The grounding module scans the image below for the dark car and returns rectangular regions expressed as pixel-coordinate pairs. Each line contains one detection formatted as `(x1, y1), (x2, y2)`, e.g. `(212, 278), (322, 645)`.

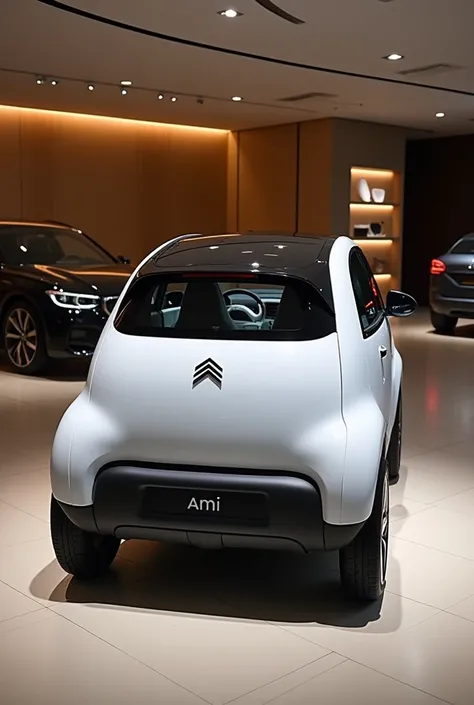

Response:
(430, 233), (474, 333)
(0, 221), (133, 374)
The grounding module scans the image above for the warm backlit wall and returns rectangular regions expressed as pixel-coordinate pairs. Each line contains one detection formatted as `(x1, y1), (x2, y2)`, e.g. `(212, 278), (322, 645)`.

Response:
(0, 106), (229, 263)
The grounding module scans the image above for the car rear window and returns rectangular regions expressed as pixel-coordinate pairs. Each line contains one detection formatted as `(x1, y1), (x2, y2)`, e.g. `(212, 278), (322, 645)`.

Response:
(450, 237), (474, 254)
(114, 273), (335, 341)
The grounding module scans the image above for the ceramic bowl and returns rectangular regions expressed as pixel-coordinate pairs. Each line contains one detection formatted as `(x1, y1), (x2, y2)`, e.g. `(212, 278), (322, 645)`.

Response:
(372, 188), (386, 203)
(358, 179), (372, 203)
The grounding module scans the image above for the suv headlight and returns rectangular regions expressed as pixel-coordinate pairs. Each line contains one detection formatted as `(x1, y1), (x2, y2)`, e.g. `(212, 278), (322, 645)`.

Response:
(46, 291), (100, 310)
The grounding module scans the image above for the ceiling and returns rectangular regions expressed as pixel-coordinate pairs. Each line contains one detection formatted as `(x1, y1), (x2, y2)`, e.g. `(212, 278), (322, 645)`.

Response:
(1, 0), (474, 134)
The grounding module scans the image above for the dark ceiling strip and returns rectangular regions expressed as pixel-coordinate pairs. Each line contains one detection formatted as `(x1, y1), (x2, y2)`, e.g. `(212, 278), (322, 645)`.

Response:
(253, 0), (305, 24)
(37, 0), (474, 99)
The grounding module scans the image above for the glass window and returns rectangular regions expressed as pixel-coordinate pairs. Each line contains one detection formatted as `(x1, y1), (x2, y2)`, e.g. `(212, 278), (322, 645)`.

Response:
(350, 250), (385, 333)
(0, 226), (115, 266)
(115, 273), (336, 341)
(450, 237), (474, 255)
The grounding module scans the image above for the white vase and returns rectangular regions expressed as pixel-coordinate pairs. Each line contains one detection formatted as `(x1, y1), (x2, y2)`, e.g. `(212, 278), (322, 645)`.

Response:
(358, 179), (372, 203)
(372, 188), (386, 203)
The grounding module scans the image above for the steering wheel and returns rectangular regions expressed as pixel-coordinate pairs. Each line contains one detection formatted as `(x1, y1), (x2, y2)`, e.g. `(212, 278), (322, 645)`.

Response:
(223, 289), (265, 324)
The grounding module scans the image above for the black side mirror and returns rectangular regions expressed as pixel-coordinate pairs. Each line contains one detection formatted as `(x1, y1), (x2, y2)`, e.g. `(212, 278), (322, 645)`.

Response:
(386, 290), (417, 317)
(117, 255), (131, 265)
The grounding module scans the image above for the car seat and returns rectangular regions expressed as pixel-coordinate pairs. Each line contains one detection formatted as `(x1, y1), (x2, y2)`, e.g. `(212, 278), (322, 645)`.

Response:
(175, 280), (236, 331)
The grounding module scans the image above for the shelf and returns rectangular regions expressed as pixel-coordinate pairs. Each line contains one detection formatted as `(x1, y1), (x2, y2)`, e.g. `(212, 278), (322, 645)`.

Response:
(353, 237), (395, 243)
(350, 202), (399, 207)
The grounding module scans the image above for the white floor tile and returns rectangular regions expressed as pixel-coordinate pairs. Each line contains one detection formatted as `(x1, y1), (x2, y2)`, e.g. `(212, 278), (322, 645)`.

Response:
(0, 611), (204, 705)
(0, 470), (51, 521)
(261, 659), (448, 705)
(0, 500), (49, 547)
(447, 594), (474, 623)
(435, 488), (474, 517)
(391, 506), (474, 560)
(0, 580), (43, 624)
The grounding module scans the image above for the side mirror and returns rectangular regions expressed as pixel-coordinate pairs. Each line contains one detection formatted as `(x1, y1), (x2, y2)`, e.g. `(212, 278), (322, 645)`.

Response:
(117, 255), (131, 265)
(386, 290), (417, 317)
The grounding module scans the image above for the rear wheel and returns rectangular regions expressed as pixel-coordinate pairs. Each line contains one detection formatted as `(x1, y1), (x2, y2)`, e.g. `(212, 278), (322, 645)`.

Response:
(50, 495), (120, 580)
(387, 393), (402, 484)
(430, 308), (457, 334)
(2, 301), (48, 374)
(339, 461), (389, 601)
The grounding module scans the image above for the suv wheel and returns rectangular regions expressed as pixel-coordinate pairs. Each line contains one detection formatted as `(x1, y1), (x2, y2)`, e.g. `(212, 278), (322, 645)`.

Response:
(50, 495), (120, 580)
(387, 393), (402, 485)
(339, 461), (389, 601)
(430, 308), (458, 334)
(3, 302), (48, 375)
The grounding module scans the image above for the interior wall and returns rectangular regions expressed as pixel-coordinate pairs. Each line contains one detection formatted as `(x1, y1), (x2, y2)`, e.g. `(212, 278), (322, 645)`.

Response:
(236, 124), (298, 233)
(0, 106), (229, 264)
(298, 119), (333, 236)
(403, 134), (474, 305)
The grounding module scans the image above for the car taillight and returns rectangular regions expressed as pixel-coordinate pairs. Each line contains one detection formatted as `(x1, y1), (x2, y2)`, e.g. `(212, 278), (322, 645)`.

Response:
(431, 259), (446, 275)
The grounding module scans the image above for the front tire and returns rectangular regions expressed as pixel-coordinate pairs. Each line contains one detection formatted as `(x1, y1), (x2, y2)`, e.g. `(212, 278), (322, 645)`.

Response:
(2, 301), (48, 375)
(339, 461), (389, 601)
(50, 495), (120, 580)
(430, 308), (457, 334)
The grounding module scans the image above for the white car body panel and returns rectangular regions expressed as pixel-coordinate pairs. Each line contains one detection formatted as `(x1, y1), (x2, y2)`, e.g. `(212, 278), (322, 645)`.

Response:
(51, 234), (403, 531)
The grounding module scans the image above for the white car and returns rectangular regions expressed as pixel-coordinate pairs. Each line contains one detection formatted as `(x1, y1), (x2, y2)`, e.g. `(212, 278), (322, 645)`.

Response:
(50, 233), (416, 600)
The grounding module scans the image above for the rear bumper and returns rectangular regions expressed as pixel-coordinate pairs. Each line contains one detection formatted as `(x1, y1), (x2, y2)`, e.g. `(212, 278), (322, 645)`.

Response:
(58, 464), (364, 553)
(430, 293), (474, 318)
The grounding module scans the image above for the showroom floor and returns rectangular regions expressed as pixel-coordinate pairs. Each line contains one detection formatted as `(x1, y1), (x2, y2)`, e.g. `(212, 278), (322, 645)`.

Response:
(1, 311), (474, 705)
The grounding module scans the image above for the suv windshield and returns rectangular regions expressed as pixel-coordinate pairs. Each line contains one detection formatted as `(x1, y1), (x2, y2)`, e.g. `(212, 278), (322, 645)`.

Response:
(0, 226), (116, 266)
(114, 273), (335, 341)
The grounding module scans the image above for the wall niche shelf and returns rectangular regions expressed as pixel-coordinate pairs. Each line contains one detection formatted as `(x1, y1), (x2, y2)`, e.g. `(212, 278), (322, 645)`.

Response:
(350, 166), (403, 296)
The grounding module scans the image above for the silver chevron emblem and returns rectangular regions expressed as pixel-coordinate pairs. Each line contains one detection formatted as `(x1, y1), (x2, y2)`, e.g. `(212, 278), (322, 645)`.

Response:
(192, 358), (223, 389)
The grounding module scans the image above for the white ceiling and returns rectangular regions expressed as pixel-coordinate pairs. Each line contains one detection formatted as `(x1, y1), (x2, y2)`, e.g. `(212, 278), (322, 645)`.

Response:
(1, 0), (474, 134)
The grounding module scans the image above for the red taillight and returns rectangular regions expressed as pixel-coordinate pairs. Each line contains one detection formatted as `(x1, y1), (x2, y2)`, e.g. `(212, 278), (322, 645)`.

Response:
(431, 259), (446, 275)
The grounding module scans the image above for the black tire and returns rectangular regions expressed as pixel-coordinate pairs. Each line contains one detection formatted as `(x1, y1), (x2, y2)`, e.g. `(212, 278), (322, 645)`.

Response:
(339, 460), (389, 601)
(430, 308), (457, 334)
(50, 495), (120, 580)
(387, 393), (402, 485)
(2, 300), (48, 375)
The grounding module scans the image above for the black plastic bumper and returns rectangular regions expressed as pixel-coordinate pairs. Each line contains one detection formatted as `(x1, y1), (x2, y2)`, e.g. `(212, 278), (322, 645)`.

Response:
(59, 464), (364, 554)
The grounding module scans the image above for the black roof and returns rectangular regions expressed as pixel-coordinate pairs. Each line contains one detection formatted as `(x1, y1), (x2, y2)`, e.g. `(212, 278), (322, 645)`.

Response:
(137, 232), (336, 309)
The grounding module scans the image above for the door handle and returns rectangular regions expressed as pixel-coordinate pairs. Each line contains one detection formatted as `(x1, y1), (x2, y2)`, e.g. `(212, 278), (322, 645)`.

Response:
(379, 345), (388, 359)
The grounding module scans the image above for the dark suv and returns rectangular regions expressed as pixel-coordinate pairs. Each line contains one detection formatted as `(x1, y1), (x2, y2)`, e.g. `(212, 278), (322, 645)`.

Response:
(430, 233), (474, 333)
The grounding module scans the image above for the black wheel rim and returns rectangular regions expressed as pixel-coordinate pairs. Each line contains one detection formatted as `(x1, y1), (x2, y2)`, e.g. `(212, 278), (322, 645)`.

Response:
(5, 308), (38, 368)
(380, 471), (389, 585)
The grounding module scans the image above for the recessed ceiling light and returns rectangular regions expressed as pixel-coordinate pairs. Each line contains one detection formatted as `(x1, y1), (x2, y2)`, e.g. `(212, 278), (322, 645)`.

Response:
(384, 53), (404, 61)
(435, 112), (445, 118)
(157, 93), (164, 100)
(36, 77), (45, 85)
(87, 84), (95, 91)
(171, 96), (177, 102)
(218, 9), (242, 18)
(121, 88), (128, 96)
(50, 79), (59, 86)
(120, 80), (132, 86)
(231, 96), (243, 102)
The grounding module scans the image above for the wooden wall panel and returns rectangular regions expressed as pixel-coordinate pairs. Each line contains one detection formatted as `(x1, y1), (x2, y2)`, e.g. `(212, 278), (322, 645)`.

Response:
(226, 132), (238, 232)
(0, 107), (22, 218)
(237, 124), (298, 233)
(0, 106), (228, 265)
(298, 119), (333, 236)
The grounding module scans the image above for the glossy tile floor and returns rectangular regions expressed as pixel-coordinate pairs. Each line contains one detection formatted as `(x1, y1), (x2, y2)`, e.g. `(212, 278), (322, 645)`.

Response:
(1, 310), (474, 704)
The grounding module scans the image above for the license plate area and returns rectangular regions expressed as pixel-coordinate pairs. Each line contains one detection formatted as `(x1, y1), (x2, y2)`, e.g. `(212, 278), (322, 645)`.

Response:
(141, 486), (268, 526)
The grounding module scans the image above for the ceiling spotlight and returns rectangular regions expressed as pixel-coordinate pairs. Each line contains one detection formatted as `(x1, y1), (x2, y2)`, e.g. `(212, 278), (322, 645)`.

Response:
(87, 84), (95, 91)
(157, 93), (164, 100)
(232, 96), (243, 102)
(171, 96), (177, 102)
(36, 77), (45, 85)
(121, 88), (128, 96)
(435, 112), (445, 118)
(384, 53), (404, 61)
(218, 9), (242, 18)
(50, 79), (59, 86)
(120, 80), (132, 86)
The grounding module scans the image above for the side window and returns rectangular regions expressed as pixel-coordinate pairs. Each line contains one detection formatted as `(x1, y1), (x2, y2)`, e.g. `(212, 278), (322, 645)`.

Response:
(350, 249), (385, 334)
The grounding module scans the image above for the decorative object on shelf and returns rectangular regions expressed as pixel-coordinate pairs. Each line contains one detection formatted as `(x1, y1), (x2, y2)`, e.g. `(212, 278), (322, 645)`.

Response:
(371, 188), (386, 203)
(372, 257), (387, 274)
(358, 178), (372, 203)
(354, 224), (369, 238)
(368, 222), (385, 237)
